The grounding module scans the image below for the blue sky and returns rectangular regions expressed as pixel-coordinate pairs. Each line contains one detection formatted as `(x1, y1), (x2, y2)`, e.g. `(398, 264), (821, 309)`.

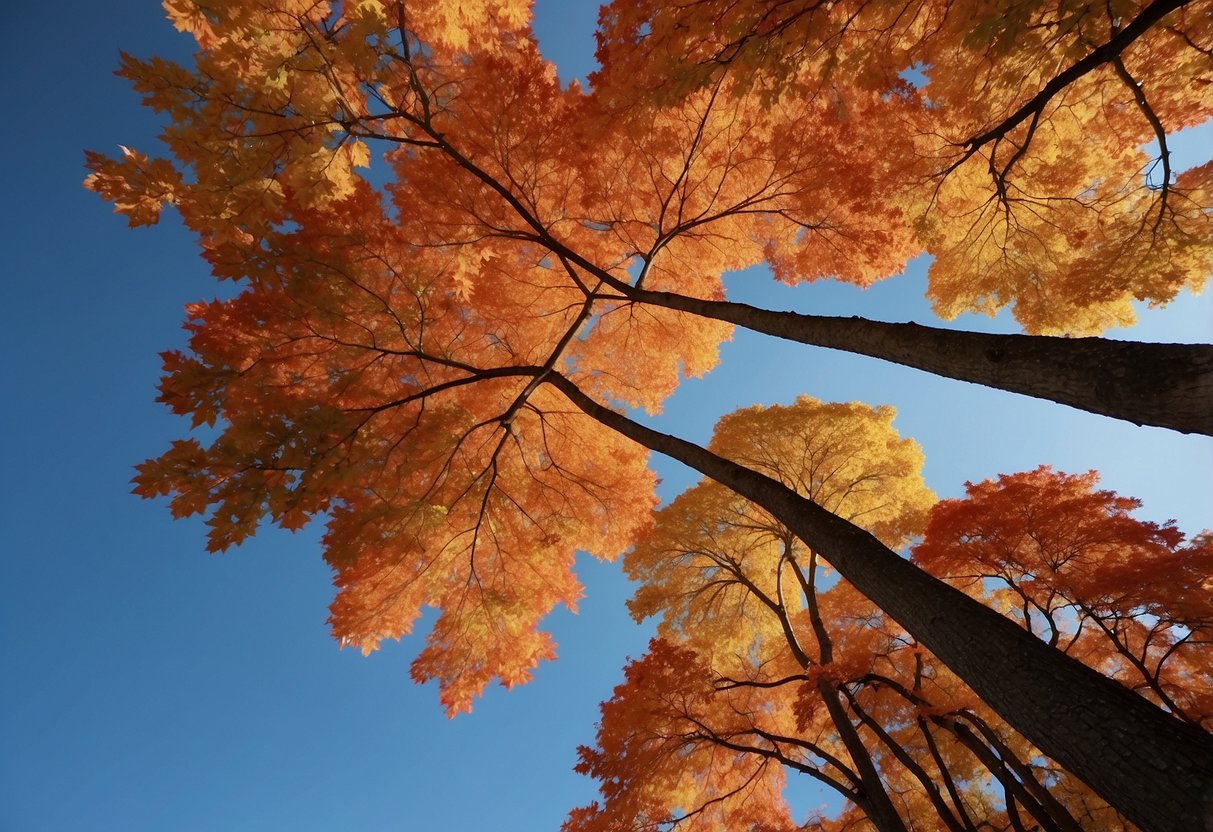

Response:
(1, 3), (1209, 831)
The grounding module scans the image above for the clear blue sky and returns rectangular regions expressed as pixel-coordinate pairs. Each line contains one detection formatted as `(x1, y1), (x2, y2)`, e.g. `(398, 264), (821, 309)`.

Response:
(1, 3), (1209, 831)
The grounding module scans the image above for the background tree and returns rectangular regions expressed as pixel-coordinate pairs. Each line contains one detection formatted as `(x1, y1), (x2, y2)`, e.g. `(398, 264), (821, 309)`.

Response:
(573, 404), (1148, 832)
(915, 466), (1213, 727)
(618, 398), (934, 832)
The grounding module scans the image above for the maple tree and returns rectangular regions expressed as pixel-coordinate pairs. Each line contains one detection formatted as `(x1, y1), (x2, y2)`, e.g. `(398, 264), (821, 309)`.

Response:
(587, 0), (1213, 435)
(573, 413), (1159, 831)
(600, 397), (936, 832)
(85, 2), (1213, 433)
(596, 0), (1213, 329)
(85, 1), (1213, 829)
(915, 466), (1213, 728)
(575, 615), (1124, 830)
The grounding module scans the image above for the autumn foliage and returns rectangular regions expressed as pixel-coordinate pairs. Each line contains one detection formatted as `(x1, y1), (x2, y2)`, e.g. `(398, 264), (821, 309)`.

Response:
(576, 450), (1211, 830)
(916, 467), (1213, 728)
(596, 0), (1213, 333)
(86, 0), (934, 712)
(86, 0), (1213, 828)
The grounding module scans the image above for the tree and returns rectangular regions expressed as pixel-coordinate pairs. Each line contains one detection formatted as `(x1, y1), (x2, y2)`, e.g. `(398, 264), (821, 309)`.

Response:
(86, 1), (1213, 828)
(574, 630), (1121, 830)
(611, 397), (935, 832)
(88, 2), (1213, 434)
(916, 466), (1213, 728)
(590, 0), (1213, 435)
(588, 0), (1213, 435)
(574, 405), (1136, 831)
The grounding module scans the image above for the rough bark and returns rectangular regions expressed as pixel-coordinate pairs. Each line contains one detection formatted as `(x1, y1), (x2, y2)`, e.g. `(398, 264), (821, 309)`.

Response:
(548, 373), (1213, 832)
(627, 288), (1213, 436)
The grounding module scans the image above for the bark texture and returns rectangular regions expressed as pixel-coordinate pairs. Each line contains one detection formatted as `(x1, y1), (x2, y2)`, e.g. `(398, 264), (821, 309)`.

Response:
(631, 289), (1213, 436)
(550, 374), (1213, 832)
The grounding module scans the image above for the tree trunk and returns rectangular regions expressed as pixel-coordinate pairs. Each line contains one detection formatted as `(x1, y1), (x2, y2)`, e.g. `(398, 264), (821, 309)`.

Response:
(628, 288), (1213, 436)
(550, 373), (1213, 832)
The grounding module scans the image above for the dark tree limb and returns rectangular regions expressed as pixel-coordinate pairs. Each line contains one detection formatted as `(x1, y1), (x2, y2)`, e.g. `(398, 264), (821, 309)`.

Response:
(621, 288), (1213, 436)
(954, 0), (1192, 167)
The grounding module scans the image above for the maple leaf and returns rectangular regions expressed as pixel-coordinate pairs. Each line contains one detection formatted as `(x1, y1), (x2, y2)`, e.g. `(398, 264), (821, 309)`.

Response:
(83, 146), (182, 227)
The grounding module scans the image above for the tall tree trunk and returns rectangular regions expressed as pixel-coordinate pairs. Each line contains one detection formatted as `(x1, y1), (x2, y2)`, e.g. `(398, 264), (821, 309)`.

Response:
(549, 373), (1213, 832)
(626, 287), (1213, 436)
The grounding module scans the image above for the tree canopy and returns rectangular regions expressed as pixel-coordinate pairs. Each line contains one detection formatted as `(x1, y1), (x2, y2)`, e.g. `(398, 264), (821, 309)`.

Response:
(576, 449), (1198, 831)
(87, 0), (1213, 829)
